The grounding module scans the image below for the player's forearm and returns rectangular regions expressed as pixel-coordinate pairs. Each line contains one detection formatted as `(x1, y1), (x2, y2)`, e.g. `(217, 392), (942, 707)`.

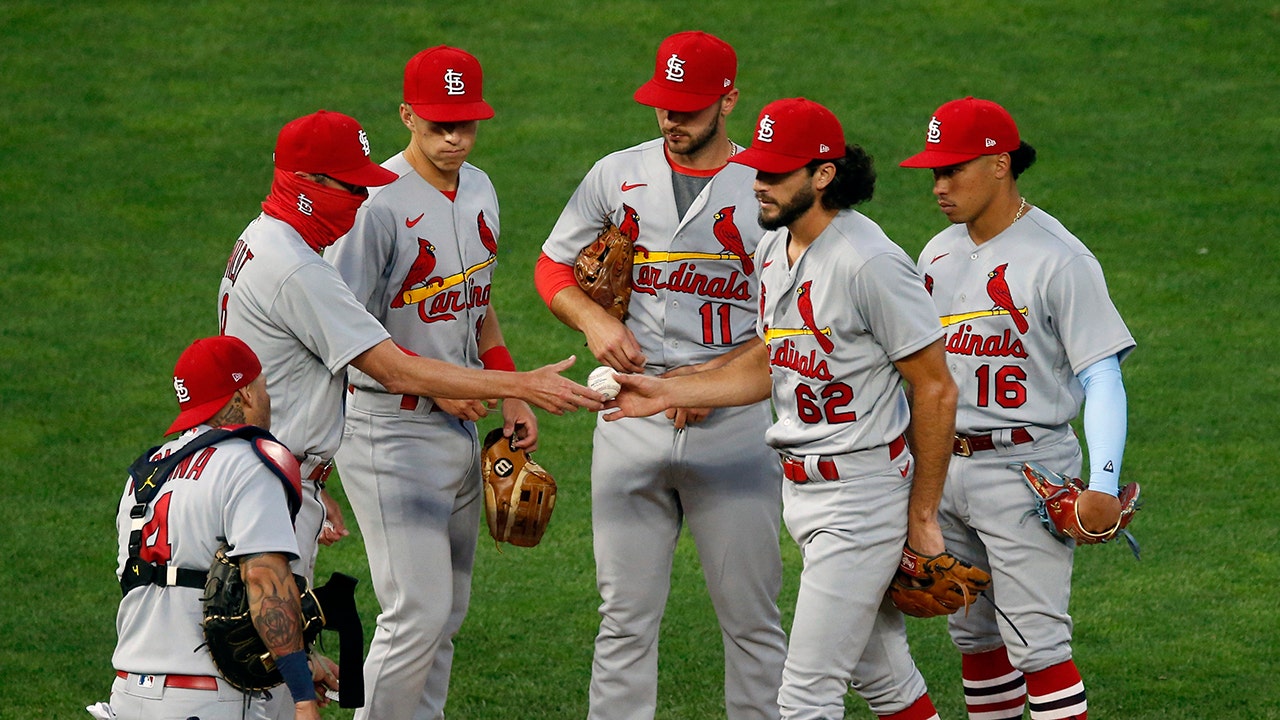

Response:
(241, 553), (306, 657)
(905, 376), (957, 523)
(548, 284), (612, 334)
(662, 341), (771, 408)
(355, 339), (522, 400)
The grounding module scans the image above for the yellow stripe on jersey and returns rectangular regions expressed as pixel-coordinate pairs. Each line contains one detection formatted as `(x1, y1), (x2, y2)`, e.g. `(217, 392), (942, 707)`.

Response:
(401, 256), (497, 305)
(765, 326), (833, 343)
(939, 307), (1029, 328)
(632, 250), (754, 265)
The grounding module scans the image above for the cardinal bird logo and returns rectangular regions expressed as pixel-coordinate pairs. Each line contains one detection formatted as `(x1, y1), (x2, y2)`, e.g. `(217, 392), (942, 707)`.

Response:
(391, 237), (439, 308)
(477, 211), (497, 256)
(712, 206), (753, 275)
(924, 273), (934, 295)
(619, 203), (641, 242)
(796, 281), (834, 353)
(986, 263), (1029, 333)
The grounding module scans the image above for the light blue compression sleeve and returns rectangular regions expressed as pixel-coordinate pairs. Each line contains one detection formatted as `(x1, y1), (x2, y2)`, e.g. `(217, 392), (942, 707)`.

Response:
(1078, 354), (1127, 496)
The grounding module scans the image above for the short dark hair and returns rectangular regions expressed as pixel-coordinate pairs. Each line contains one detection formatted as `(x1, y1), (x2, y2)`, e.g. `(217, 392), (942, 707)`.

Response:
(1009, 141), (1037, 179)
(808, 144), (875, 210)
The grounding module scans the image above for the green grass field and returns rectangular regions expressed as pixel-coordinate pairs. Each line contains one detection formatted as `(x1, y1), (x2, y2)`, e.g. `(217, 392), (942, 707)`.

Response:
(2, 1), (1277, 718)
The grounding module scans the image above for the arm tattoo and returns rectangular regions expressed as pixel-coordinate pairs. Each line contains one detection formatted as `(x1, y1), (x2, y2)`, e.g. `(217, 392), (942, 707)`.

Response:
(241, 553), (306, 656)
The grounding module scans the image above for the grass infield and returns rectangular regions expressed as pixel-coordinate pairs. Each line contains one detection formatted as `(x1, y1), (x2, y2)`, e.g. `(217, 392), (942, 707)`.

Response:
(1, 2), (1276, 718)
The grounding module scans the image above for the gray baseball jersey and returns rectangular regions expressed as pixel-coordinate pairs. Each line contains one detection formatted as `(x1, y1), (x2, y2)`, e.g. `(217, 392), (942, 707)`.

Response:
(112, 426), (299, 676)
(218, 213), (389, 583)
(756, 208), (943, 719)
(917, 206), (1134, 672)
(325, 153), (496, 720)
(917, 206), (1134, 434)
(219, 214), (390, 461)
(543, 138), (787, 720)
(757, 209), (943, 456)
(544, 138), (762, 369)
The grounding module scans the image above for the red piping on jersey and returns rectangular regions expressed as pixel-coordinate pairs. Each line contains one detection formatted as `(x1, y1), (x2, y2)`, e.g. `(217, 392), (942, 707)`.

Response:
(664, 145), (727, 178)
(535, 252), (579, 308)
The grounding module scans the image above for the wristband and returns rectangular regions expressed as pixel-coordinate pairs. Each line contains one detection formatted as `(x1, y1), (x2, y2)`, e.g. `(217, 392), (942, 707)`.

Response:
(480, 346), (517, 372)
(275, 649), (316, 703)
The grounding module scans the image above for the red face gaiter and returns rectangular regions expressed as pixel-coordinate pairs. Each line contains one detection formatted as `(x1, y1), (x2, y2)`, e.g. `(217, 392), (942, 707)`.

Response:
(261, 169), (367, 251)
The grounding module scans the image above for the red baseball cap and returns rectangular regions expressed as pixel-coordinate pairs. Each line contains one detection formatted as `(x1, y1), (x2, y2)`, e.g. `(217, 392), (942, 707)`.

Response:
(166, 336), (263, 435)
(634, 31), (736, 113)
(899, 97), (1020, 168)
(404, 46), (495, 123)
(273, 110), (399, 187)
(730, 98), (845, 174)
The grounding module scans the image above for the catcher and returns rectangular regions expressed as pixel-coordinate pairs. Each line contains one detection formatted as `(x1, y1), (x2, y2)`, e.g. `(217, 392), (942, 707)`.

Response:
(480, 427), (557, 547)
(96, 337), (333, 720)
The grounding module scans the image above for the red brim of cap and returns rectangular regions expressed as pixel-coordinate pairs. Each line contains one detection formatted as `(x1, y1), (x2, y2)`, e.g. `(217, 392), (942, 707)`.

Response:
(729, 147), (812, 175)
(633, 83), (722, 113)
(165, 393), (236, 436)
(898, 149), (983, 169)
(407, 100), (495, 124)
(327, 162), (400, 188)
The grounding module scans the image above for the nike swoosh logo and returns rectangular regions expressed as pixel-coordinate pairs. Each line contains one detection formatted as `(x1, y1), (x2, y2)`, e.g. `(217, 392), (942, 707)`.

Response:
(761, 260), (773, 268)
(899, 459), (911, 478)
(930, 253), (949, 264)
(406, 213), (425, 228)
(621, 182), (647, 192)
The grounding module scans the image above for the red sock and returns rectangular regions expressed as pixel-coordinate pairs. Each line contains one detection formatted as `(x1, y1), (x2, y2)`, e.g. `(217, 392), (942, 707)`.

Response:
(962, 647), (1026, 720)
(1025, 659), (1087, 720)
(879, 693), (940, 720)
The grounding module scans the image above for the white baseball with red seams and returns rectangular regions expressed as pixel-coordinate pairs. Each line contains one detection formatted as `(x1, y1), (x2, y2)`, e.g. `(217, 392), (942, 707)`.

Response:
(588, 366), (621, 400)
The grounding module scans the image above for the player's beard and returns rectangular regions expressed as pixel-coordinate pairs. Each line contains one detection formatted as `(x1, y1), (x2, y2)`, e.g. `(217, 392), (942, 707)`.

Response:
(665, 117), (720, 159)
(758, 184), (816, 231)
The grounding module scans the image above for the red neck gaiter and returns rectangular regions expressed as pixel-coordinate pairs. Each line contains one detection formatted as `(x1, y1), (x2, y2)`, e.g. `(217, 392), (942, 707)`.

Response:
(261, 169), (366, 251)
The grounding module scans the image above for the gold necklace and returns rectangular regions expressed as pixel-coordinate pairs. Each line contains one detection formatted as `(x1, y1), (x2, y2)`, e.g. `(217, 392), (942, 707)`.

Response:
(1013, 196), (1028, 222)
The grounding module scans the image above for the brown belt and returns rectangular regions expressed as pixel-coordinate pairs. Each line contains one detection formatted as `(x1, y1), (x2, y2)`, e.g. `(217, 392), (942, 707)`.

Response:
(782, 435), (908, 484)
(306, 460), (334, 483)
(953, 428), (1034, 457)
(115, 670), (219, 690)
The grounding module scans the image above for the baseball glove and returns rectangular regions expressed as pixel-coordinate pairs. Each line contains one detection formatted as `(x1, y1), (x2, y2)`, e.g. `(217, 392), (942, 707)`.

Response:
(201, 545), (324, 693)
(574, 220), (634, 320)
(1015, 461), (1142, 558)
(480, 427), (557, 547)
(888, 545), (992, 618)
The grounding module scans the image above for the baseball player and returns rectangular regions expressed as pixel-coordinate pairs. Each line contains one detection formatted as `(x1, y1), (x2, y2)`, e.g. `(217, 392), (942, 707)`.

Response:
(605, 98), (958, 720)
(218, 108), (603, 720)
(101, 336), (327, 720)
(323, 46), (530, 720)
(535, 31), (788, 720)
(899, 97), (1135, 720)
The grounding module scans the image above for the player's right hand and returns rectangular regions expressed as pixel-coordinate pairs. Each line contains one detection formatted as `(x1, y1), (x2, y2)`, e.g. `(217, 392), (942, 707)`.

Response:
(603, 373), (669, 421)
(581, 314), (646, 373)
(433, 397), (496, 421)
(521, 356), (608, 415)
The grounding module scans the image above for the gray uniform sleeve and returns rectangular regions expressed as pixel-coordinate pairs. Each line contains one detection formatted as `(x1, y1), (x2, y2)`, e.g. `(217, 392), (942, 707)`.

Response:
(272, 262), (390, 376)
(854, 252), (944, 362)
(1044, 255), (1135, 374)
(542, 160), (612, 263)
(329, 203), (398, 318)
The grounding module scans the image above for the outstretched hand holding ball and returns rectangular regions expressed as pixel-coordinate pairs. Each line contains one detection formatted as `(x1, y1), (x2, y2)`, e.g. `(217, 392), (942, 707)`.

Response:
(588, 366), (621, 401)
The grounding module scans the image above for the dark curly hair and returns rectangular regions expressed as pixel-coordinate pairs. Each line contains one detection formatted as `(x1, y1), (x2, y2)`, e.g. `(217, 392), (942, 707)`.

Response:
(1009, 141), (1037, 179)
(808, 144), (876, 210)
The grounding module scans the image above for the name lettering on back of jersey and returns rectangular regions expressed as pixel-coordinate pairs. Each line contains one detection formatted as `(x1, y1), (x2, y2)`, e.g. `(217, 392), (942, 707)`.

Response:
(223, 237), (255, 284)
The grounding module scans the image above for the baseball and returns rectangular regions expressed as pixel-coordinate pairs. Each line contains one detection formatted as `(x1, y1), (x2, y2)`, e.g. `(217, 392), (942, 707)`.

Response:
(588, 366), (621, 400)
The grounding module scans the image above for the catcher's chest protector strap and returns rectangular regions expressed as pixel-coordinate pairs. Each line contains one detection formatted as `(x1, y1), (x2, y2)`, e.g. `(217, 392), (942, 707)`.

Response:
(120, 425), (299, 596)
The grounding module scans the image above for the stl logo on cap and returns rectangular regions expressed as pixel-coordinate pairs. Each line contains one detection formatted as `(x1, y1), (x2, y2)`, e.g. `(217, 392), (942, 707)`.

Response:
(926, 117), (942, 144)
(174, 377), (190, 403)
(757, 114), (776, 143)
(359, 129), (371, 156)
(664, 53), (687, 82)
(445, 68), (466, 96)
